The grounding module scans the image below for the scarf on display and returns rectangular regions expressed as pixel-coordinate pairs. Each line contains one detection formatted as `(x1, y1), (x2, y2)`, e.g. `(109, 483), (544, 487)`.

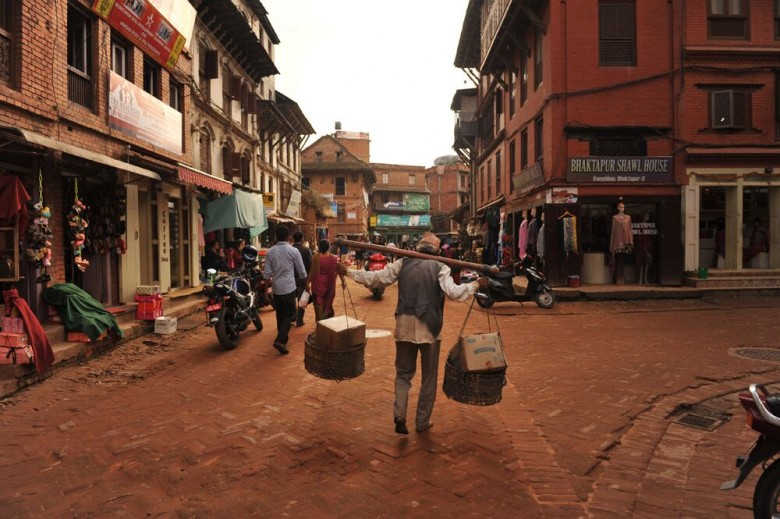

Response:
(562, 216), (578, 256)
(3, 289), (54, 375)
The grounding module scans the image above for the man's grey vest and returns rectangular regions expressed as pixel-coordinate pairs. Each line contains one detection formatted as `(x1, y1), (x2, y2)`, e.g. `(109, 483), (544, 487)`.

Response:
(396, 258), (446, 338)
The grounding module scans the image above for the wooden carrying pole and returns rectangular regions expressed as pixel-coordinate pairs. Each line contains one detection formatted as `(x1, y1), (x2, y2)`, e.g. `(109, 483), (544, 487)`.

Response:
(334, 238), (496, 275)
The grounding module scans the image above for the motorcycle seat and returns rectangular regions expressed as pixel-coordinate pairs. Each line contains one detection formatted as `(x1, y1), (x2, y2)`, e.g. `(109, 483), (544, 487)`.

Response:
(767, 395), (780, 417)
(493, 271), (514, 280)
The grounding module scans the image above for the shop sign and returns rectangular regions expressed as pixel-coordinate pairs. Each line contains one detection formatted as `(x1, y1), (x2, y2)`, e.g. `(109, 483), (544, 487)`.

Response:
(383, 200), (404, 210)
(285, 189), (301, 218)
(369, 216), (377, 227)
(512, 163), (544, 195)
(567, 157), (673, 183)
(547, 187), (578, 204)
(347, 212), (357, 220)
(632, 221), (657, 236)
(376, 214), (431, 227)
(92, 0), (186, 71)
(262, 193), (275, 211)
(108, 72), (182, 155)
(403, 193), (430, 212)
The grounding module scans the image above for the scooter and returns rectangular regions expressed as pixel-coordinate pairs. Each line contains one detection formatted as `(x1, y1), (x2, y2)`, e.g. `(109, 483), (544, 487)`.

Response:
(722, 384), (780, 518)
(366, 252), (388, 299)
(476, 257), (555, 309)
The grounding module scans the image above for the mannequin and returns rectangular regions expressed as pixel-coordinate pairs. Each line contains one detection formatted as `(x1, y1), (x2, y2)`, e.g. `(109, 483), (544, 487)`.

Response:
(526, 208), (539, 258)
(634, 213), (653, 284)
(609, 201), (633, 284)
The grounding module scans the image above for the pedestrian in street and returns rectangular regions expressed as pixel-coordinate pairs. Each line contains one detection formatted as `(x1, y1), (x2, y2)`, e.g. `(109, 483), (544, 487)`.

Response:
(337, 232), (488, 435)
(264, 226), (307, 355)
(292, 231), (312, 327)
(339, 239), (350, 265)
(202, 240), (229, 273)
(308, 239), (345, 322)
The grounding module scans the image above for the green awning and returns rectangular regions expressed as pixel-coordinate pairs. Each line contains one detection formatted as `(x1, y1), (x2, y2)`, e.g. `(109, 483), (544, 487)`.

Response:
(204, 189), (267, 237)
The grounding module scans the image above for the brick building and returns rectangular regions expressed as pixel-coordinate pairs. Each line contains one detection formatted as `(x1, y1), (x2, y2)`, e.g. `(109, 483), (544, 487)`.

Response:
(371, 163), (430, 246)
(424, 158), (470, 242)
(301, 131), (375, 239)
(0, 0), (309, 321)
(453, 0), (780, 287)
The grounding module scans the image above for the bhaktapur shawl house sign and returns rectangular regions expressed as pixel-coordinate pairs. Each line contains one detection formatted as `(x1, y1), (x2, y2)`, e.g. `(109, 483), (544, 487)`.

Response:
(92, 0), (186, 70)
(567, 157), (673, 183)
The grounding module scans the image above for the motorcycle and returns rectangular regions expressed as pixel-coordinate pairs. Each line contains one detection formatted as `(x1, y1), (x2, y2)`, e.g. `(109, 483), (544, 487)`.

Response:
(722, 383), (780, 518)
(202, 246), (264, 350)
(366, 252), (388, 299)
(476, 257), (555, 309)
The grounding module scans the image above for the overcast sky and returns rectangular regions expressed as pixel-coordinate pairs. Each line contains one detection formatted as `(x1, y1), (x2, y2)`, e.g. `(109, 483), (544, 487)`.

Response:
(263, 0), (472, 167)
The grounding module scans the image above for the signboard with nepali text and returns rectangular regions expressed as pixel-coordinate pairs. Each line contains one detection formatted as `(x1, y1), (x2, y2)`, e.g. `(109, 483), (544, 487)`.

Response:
(92, 0), (186, 70)
(376, 214), (431, 228)
(567, 157), (673, 183)
(108, 72), (182, 154)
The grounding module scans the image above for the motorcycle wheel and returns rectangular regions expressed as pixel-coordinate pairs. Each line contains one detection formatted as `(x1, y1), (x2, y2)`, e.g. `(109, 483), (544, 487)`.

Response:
(753, 458), (780, 519)
(215, 306), (240, 350)
(476, 293), (494, 308)
(535, 289), (555, 309)
(372, 288), (384, 300)
(251, 308), (263, 331)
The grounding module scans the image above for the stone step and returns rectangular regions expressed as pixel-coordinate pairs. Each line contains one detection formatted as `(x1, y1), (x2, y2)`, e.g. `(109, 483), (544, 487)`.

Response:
(684, 276), (780, 289)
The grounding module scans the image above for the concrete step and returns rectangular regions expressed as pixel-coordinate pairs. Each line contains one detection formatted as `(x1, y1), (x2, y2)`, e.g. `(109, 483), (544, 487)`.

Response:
(0, 292), (205, 399)
(685, 276), (780, 289)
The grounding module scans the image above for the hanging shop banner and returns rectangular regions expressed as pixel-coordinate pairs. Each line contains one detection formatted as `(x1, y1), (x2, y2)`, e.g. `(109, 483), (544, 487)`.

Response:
(92, 0), (186, 70)
(147, 0), (196, 50)
(567, 157), (673, 183)
(512, 163), (544, 195)
(262, 193), (275, 212)
(285, 189), (301, 218)
(403, 193), (430, 212)
(108, 72), (182, 155)
(376, 214), (431, 227)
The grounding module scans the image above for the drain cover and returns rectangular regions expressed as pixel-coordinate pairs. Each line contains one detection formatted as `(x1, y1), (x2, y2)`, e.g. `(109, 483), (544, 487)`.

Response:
(365, 329), (391, 339)
(733, 348), (780, 362)
(675, 414), (719, 431)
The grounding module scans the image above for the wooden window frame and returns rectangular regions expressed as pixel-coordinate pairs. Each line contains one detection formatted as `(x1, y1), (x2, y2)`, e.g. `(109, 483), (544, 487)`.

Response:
(534, 28), (543, 90)
(169, 78), (182, 112)
(199, 129), (212, 174)
(707, 0), (749, 40)
(775, 0), (780, 39)
(710, 89), (751, 130)
(143, 58), (161, 99)
(598, 0), (636, 66)
(335, 177), (346, 196)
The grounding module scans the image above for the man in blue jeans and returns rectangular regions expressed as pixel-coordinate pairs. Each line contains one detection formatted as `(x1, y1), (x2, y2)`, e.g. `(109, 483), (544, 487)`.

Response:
(264, 226), (307, 354)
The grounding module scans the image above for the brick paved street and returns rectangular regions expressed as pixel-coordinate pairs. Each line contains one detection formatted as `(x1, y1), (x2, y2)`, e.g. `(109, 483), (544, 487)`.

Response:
(1, 278), (779, 518)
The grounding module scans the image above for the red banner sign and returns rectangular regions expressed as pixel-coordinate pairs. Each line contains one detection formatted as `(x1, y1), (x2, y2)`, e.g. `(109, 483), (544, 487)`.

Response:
(92, 0), (186, 70)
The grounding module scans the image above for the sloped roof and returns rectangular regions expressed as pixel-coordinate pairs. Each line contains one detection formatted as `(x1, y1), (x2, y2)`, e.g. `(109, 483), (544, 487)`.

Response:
(275, 91), (315, 135)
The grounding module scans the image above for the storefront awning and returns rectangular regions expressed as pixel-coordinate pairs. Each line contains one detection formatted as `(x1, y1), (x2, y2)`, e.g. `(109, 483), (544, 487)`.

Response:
(475, 194), (506, 215)
(178, 164), (233, 194)
(267, 213), (306, 224)
(204, 189), (267, 237)
(0, 127), (161, 180)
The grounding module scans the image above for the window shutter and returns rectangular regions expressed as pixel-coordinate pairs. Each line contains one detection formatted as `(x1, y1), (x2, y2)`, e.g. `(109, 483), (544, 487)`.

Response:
(711, 90), (733, 129)
(616, 3), (635, 39)
(222, 147), (231, 179)
(230, 75), (241, 100)
(200, 132), (210, 173)
(732, 91), (749, 128)
(599, 4), (618, 39)
(204, 50), (219, 79)
(231, 152), (241, 178)
(249, 95), (257, 114)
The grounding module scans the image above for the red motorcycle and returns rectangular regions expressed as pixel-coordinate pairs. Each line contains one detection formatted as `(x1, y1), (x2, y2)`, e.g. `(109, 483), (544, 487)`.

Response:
(366, 252), (388, 299)
(722, 384), (780, 518)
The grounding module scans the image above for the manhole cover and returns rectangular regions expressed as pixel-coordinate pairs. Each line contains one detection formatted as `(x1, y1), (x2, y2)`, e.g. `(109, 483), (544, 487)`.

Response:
(675, 414), (719, 431)
(733, 348), (780, 362)
(365, 329), (391, 338)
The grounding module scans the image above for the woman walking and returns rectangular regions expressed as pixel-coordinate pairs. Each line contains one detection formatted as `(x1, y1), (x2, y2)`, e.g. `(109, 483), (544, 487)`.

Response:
(307, 239), (345, 321)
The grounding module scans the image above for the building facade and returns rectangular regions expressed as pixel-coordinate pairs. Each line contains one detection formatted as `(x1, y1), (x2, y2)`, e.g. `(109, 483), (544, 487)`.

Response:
(371, 163), (431, 246)
(0, 0), (310, 323)
(424, 158), (470, 242)
(301, 132), (375, 239)
(453, 0), (780, 286)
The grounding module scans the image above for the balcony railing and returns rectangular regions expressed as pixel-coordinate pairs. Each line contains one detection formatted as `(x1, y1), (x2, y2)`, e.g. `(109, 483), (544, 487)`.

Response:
(480, 0), (511, 66)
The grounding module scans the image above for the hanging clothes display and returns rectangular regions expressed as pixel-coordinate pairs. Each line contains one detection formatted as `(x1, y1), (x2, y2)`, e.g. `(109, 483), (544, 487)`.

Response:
(526, 215), (539, 257)
(518, 216), (528, 258)
(3, 288), (54, 375)
(561, 215), (578, 256)
(537, 223), (546, 259)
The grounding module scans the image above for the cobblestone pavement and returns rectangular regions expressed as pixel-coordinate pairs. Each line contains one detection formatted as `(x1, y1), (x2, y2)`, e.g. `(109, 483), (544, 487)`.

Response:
(1, 278), (778, 518)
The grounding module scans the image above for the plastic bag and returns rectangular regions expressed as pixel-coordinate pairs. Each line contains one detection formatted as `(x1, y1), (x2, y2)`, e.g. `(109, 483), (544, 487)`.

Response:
(299, 290), (310, 309)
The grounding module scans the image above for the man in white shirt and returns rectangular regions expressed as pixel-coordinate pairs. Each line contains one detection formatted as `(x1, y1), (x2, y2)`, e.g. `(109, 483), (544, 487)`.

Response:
(264, 226), (307, 354)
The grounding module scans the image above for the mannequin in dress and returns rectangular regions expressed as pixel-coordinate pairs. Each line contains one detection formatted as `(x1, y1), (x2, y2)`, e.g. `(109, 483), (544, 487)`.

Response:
(610, 201), (633, 284)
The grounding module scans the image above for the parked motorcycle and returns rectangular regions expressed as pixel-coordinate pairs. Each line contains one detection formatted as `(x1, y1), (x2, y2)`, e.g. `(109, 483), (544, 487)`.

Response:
(722, 383), (780, 518)
(366, 252), (388, 299)
(476, 257), (555, 309)
(203, 246), (263, 350)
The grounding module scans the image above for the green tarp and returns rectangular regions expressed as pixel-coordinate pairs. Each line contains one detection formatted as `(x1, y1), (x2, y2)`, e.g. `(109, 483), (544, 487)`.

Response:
(44, 283), (124, 341)
(203, 189), (267, 237)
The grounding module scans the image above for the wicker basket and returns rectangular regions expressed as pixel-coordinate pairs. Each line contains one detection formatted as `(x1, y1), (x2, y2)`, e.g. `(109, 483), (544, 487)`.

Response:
(442, 354), (506, 406)
(304, 332), (365, 381)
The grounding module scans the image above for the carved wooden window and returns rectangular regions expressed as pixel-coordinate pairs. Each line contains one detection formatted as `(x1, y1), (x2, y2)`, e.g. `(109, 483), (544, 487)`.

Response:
(599, 0), (636, 66)
(0, 0), (14, 85)
(708, 0), (748, 39)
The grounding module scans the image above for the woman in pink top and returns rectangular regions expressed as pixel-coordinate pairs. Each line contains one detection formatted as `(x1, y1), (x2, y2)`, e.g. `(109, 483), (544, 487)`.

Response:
(307, 239), (345, 321)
